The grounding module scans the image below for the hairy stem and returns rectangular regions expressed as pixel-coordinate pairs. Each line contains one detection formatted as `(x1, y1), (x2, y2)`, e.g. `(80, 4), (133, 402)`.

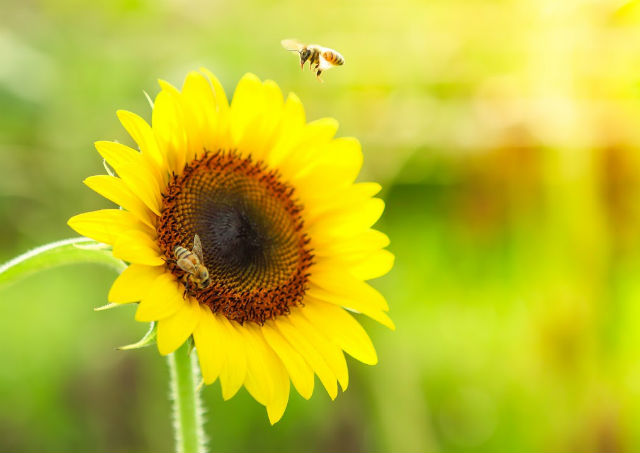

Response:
(0, 238), (125, 289)
(168, 342), (206, 453)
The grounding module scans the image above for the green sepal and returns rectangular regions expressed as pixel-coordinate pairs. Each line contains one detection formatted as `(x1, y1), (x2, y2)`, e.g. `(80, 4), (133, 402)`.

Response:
(118, 322), (157, 350)
(187, 335), (196, 356)
(143, 90), (154, 108)
(103, 158), (116, 177)
(94, 303), (122, 311)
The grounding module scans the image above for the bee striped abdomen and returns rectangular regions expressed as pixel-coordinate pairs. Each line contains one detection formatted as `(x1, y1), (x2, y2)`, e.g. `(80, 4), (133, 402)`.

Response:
(174, 246), (190, 259)
(323, 50), (344, 66)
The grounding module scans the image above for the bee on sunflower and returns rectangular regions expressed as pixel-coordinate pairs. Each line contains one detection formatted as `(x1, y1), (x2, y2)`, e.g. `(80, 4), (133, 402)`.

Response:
(67, 69), (394, 424)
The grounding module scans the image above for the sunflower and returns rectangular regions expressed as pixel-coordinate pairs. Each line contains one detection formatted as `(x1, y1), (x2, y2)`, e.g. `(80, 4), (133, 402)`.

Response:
(68, 69), (394, 424)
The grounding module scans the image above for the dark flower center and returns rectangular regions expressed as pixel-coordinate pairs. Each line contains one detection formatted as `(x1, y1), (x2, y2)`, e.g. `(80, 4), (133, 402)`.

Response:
(157, 150), (313, 324)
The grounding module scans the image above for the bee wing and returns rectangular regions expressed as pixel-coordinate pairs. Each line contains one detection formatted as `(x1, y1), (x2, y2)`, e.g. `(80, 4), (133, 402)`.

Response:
(176, 258), (197, 273)
(281, 39), (303, 51)
(318, 54), (335, 71)
(192, 234), (204, 263)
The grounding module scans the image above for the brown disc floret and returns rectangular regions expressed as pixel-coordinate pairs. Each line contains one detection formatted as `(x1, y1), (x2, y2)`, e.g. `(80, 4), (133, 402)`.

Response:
(157, 150), (313, 324)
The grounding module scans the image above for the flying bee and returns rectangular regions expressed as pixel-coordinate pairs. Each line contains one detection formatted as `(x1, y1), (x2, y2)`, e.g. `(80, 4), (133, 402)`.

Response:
(281, 39), (344, 81)
(174, 234), (210, 295)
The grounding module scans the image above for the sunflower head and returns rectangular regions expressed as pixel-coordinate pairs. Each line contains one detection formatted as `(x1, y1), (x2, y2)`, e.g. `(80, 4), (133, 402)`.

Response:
(68, 69), (394, 424)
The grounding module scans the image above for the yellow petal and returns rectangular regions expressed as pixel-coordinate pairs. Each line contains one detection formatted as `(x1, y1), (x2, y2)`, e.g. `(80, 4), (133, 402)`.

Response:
(343, 249), (395, 280)
(242, 323), (291, 424)
(108, 263), (164, 303)
(218, 318), (248, 400)
(240, 325), (273, 406)
(307, 198), (385, 241)
(153, 87), (187, 175)
(193, 307), (226, 384)
(199, 67), (231, 148)
(67, 209), (146, 245)
(283, 92), (305, 125)
(181, 71), (218, 160)
(287, 309), (349, 392)
(299, 118), (340, 148)
(116, 110), (165, 171)
(304, 182), (381, 225)
(157, 297), (202, 355)
(94, 141), (162, 215)
(262, 321), (315, 400)
(292, 138), (363, 202)
(135, 272), (183, 322)
(308, 282), (395, 330)
(94, 140), (138, 168)
(199, 68), (230, 112)
(276, 118), (339, 180)
(248, 80), (284, 159)
(264, 92), (306, 167)
(313, 228), (390, 256)
(83, 175), (156, 228)
(262, 80), (284, 124)
(309, 263), (389, 310)
(274, 317), (338, 399)
(229, 75), (285, 162)
(301, 298), (379, 365)
(315, 247), (395, 282)
(265, 351), (289, 425)
(230, 73), (264, 150)
(112, 230), (164, 266)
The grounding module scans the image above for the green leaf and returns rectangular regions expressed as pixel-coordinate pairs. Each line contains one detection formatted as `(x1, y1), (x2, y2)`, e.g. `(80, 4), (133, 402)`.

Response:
(118, 322), (157, 350)
(0, 237), (126, 290)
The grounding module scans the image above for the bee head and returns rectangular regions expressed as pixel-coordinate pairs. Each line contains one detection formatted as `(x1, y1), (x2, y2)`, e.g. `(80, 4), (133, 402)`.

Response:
(299, 49), (311, 68)
(196, 266), (210, 289)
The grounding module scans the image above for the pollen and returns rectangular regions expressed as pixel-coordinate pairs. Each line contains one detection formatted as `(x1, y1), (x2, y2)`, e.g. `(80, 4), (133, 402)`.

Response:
(157, 151), (313, 324)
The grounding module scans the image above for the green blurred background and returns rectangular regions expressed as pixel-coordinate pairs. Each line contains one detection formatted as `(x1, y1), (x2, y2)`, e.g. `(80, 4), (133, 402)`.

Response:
(3, 0), (640, 451)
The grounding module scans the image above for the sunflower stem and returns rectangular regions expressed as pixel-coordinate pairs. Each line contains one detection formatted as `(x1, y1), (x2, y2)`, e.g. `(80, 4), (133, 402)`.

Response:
(0, 237), (126, 289)
(168, 341), (206, 453)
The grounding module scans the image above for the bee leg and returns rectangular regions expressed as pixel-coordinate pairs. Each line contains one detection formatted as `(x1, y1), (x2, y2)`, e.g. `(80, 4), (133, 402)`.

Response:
(316, 70), (324, 82)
